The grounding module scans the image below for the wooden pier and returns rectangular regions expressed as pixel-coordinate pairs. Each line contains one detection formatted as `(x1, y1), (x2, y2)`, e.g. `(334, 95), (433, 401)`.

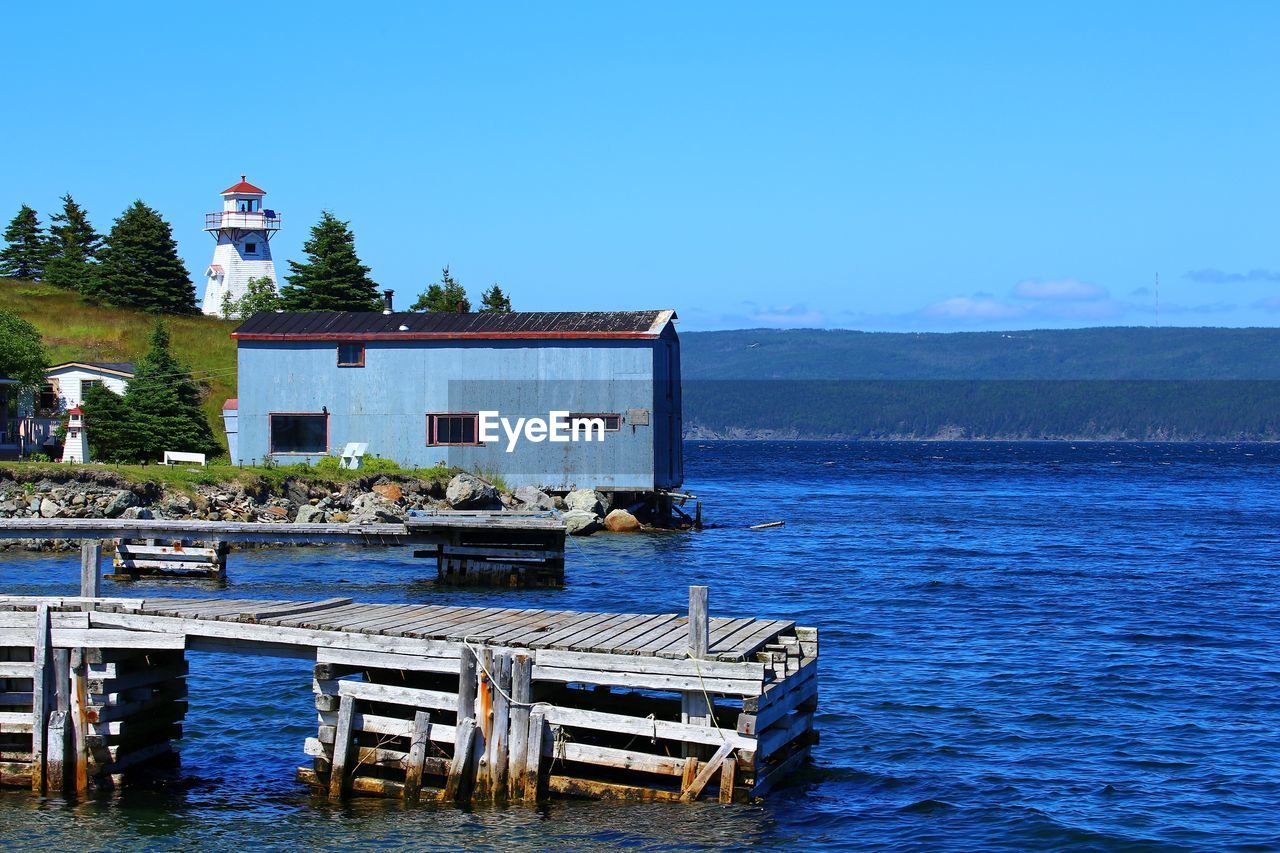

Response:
(0, 590), (818, 803)
(0, 512), (567, 587)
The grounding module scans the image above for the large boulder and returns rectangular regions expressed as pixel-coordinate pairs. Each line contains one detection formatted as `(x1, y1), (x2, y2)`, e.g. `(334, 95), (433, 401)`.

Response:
(349, 492), (407, 524)
(603, 508), (642, 533)
(295, 503), (326, 524)
(39, 498), (62, 519)
(104, 489), (138, 518)
(445, 473), (500, 509)
(371, 481), (403, 503)
(565, 488), (605, 516)
(563, 509), (602, 537)
(513, 485), (555, 511)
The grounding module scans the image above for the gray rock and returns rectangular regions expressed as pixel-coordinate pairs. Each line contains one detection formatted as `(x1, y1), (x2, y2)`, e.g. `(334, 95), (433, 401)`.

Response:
(295, 503), (326, 524)
(513, 485), (555, 511)
(121, 507), (154, 520)
(39, 498), (62, 518)
(445, 473), (500, 509)
(563, 509), (602, 537)
(565, 488), (605, 516)
(104, 490), (138, 518)
(349, 492), (407, 524)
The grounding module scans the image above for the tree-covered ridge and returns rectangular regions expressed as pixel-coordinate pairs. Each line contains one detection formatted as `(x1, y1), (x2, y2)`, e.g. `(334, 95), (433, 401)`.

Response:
(681, 327), (1280, 380)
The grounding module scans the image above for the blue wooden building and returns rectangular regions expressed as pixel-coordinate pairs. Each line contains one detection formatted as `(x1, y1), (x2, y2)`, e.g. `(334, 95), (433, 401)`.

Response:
(231, 310), (682, 493)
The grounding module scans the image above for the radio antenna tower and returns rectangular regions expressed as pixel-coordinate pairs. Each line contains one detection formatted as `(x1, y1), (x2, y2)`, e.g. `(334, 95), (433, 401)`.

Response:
(1155, 272), (1160, 327)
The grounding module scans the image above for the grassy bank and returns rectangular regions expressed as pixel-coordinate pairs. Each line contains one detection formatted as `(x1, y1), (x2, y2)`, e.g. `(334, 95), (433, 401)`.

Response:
(0, 460), (453, 496)
(0, 278), (239, 448)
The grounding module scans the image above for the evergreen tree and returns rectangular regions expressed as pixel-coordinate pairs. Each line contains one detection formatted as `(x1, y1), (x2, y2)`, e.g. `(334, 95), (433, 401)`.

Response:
(220, 275), (282, 319)
(89, 201), (196, 313)
(479, 283), (512, 313)
(280, 211), (380, 311)
(411, 266), (471, 312)
(44, 194), (102, 292)
(0, 310), (49, 390)
(117, 321), (220, 460)
(80, 384), (140, 463)
(0, 205), (47, 280)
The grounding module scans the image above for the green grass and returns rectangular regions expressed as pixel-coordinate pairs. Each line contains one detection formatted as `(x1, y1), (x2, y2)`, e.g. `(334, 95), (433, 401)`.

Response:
(0, 460), (453, 496)
(0, 278), (239, 448)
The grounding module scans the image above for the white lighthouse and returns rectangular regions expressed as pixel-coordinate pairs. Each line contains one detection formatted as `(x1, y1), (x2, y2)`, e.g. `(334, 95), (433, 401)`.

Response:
(201, 176), (281, 317)
(61, 407), (89, 464)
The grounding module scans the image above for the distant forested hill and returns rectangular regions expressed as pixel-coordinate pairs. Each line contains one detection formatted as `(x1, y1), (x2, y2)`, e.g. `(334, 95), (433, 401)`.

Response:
(679, 327), (1280, 440)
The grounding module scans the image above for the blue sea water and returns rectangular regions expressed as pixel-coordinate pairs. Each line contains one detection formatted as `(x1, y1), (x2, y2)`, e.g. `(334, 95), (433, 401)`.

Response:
(1, 441), (1279, 851)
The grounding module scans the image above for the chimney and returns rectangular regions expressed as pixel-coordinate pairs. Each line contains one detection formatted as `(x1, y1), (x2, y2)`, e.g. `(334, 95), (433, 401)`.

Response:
(382, 289), (394, 313)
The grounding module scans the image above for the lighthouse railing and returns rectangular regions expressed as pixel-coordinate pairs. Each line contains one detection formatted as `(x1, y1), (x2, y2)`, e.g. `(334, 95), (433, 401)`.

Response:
(204, 211), (282, 231)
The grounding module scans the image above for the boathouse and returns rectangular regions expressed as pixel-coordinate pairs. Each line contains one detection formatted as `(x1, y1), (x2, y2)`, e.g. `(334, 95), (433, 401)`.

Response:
(230, 310), (682, 493)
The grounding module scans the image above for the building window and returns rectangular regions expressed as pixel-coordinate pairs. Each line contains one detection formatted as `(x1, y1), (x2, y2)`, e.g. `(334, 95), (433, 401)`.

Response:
(568, 413), (622, 431)
(38, 383), (58, 416)
(427, 413), (481, 446)
(337, 343), (365, 367)
(244, 242), (257, 255)
(80, 380), (103, 398)
(269, 413), (328, 454)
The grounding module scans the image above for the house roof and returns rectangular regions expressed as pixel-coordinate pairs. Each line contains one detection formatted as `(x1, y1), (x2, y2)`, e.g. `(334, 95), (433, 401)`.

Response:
(231, 310), (677, 342)
(223, 398), (238, 411)
(221, 175), (266, 195)
(48, 361), (136, 377)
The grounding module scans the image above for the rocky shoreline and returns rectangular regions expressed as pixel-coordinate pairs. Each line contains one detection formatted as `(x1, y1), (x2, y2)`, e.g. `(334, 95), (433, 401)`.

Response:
(0, 471), (644, 552)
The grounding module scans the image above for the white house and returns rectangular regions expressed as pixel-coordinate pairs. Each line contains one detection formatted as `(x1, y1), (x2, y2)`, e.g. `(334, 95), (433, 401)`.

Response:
(26, 361), (134, 455)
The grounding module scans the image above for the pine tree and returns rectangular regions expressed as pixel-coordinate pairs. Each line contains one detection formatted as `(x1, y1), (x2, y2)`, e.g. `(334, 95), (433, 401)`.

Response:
(44, 194), (102, 292)
(411, 266), (471, 312)
(80, 384), (139, 463)
(0, 205), (47, 280)
(119, 321), (220, 460)
(479, 283), (512, 313)
(90, 201), (197, 313)
(280, 211), (380, 311)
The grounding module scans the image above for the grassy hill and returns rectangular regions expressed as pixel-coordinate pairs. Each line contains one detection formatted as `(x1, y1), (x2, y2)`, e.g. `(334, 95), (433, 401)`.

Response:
(0, 279), (238, 450)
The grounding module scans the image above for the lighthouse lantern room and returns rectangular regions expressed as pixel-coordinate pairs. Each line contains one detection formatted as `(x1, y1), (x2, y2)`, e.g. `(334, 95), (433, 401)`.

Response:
(201, 175), (281, 317)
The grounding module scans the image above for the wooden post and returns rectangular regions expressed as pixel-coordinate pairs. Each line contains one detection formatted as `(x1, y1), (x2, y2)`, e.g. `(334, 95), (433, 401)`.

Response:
(524, 709), (546, 804)
(402, 711), (431, 806)
(443, 717), (477, 803)
(79, 541), (101, 599)
(507, 654), (532, 801)
(31, 603), (51, 794)
(682, 586), (712, 758)
(474, 648), (495, 796)
(328, 693), (355, 800)
(718, 757), (737, 803)
(70, 648), (89, 796)
(487, 653), (512, 801)
(681, 741), (734, 802)
(53, 649), (70, 712)
(457, 645), (478, 723)
(46, 711), (69, 794)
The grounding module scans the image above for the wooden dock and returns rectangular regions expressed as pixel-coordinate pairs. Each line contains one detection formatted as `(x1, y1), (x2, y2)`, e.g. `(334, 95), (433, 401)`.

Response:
(0, 512), (567, 587)
(0, 590), (817, 804)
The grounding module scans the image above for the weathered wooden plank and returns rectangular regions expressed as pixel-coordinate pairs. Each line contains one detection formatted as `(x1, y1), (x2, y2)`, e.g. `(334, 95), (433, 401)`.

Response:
(0, 629), (187, 651)
(525, 612), (621, 650)
(46, 710), (69, 794)
(402, 711), (431, 805)
(681, 740), (734, 802)
(0, 612), (91, 629)
(507, 654), (532, 801)
(314, 647), (459, 674)
(80, 542), (102, 599)
(718, 756), (737, 803)
(328, 693), (355, 800)
(538, 704), (753, 750)
(485, 654), (512, 801)
(751, 744), (811, 798)
(548, 774), (683, 802)
(531, 665), (762, 696)
(443, 716), (477, 803)
(534, 649), (764, 681)
(239, 598), (353, 622)
(543, 739), (686, 776)
(457, 644), (478, 722)
(757, 710), (815, 760)
(524, 709), (546, 803)
(0, 711), (35, 731)
(30, 603), (50, 794)
(336, 680), (456, 712)
(0, 662), (34, 679)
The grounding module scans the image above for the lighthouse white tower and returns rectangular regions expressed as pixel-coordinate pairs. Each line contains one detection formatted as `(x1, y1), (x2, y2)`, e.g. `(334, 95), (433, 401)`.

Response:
(201, 176), (281, 317)
(61, 407), (90, 464)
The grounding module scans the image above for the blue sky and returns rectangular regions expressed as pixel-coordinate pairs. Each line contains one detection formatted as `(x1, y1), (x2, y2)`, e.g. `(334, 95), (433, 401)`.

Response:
(3, 2), (1277, 332)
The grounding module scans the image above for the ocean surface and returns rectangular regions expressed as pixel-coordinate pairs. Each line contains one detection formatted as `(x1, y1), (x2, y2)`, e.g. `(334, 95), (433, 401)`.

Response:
(2, 441), (1279, 851)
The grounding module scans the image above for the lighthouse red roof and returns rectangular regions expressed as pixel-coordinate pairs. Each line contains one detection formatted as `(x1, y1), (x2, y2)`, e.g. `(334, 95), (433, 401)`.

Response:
(221, 175), (266, 195)
(67, 407), (84, 415)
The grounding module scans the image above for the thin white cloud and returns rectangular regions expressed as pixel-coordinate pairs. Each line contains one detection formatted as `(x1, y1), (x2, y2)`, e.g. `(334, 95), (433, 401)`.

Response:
(1013, 279), (1107, 301)
(922, 296), (1025, 320)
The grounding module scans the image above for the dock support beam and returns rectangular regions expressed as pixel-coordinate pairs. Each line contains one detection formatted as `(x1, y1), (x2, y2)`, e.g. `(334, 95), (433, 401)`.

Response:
(682, 586), (712, 757)
(80, 542), (102, 599)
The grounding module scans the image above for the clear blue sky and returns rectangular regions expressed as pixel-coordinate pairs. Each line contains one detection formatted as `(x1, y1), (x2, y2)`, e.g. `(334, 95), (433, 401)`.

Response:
(4, 2), (1277, 331)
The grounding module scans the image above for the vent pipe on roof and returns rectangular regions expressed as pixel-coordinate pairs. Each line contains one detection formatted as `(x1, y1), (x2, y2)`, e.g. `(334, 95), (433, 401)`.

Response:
(382, 289), (394, 314)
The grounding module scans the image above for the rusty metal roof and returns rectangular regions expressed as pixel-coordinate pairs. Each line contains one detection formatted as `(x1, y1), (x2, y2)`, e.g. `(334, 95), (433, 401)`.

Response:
(232, 310), (676, 341)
